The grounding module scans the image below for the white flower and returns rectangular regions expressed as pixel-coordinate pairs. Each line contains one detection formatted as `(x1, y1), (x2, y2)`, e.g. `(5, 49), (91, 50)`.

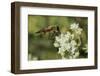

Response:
(70, 40), (77, 54)
(54, 32), (77, 58)
(60, 33), (67, 43)
(65, 32), (71, 41)
(75, 28), (83, 35)
(70, 40), (77, 46)
(55, 36), (60, 42)
(73, 51), (79, 58)
(53, 42), (59, 47)
(64, 43), (71, 51)
(70, 23), (79, 30)
(55, 32), (71, 46)
(53, 24), (83, 59)
(59, 47), (66, 52)
(58, 47), (66, 54)
(58, 47), (66, 59)
(60, 33), (65, 38)
(54, 33), (72, 56)
(66, 32), (71, 36)
(70, 23), (83, 35)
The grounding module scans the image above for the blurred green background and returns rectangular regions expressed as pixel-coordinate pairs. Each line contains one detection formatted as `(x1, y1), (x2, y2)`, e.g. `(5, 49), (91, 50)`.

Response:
(28, 15), (88, 61)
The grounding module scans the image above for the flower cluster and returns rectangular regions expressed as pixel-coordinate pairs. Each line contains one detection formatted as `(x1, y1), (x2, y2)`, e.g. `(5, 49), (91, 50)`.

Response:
(70, 23), (83, 35)
(53, 23), (83, 59)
